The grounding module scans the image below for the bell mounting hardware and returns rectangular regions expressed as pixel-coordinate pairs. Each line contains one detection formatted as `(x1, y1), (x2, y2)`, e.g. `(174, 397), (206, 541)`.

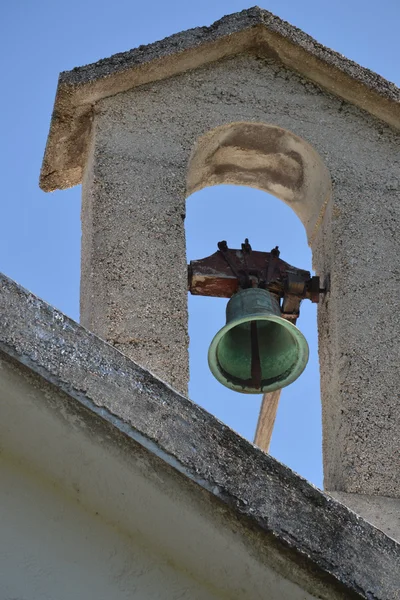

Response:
(189, 239), (322, 322)
(188, 240), (324, 394)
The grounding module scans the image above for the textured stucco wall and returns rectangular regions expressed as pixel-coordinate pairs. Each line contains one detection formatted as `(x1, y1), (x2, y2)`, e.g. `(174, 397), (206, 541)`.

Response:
(81, 54), (399, 498)
(81, 117), (189, 394)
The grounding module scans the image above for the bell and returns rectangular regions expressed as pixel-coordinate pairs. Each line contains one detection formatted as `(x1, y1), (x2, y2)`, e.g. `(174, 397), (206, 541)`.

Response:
(208, 288), (309, 394)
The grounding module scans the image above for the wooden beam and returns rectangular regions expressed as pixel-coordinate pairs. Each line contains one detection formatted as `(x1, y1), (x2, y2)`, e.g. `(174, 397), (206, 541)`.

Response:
(188, 248), (311, 301)
(254, 390), (281, 452)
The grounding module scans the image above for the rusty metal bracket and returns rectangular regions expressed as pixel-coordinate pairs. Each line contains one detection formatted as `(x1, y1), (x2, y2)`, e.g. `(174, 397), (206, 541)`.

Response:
(188, 239), (323, 321)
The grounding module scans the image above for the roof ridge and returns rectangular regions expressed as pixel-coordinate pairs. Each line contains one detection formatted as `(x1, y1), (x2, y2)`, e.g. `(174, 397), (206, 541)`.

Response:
(40, 8), (399, 192)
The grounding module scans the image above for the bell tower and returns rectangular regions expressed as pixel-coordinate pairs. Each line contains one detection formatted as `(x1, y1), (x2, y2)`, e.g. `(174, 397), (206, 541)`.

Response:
(40, 8), (400, 538)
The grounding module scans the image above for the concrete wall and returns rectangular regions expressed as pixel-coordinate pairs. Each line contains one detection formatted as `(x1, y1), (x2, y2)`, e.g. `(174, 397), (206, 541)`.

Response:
(81, 54), (399, 499)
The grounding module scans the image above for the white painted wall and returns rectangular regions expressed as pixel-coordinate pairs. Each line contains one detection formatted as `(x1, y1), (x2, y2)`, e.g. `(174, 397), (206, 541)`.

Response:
(0, 455), (216, 600)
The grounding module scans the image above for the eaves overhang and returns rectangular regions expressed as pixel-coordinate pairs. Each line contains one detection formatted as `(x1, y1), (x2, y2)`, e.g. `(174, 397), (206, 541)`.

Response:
(0, 271), (399, 599)
(40, 6), (400, 192)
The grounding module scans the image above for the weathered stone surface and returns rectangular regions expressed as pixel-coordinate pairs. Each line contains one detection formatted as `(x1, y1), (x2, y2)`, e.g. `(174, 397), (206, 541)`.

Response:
(0, 272), (399, 599)
(39, 7), (400, 192)
(81, 129), (189, 394)
(330, 492), (400, 542)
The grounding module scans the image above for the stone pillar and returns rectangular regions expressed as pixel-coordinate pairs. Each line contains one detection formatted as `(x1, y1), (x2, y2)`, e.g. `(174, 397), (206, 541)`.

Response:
(313, 184), (400, 500)
(80, 113), (189, 396)
(312, 187), (400, 538)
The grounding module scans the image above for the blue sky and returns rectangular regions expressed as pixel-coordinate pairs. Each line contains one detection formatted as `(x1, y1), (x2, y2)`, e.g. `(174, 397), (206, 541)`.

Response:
(1, 1), (398, 489)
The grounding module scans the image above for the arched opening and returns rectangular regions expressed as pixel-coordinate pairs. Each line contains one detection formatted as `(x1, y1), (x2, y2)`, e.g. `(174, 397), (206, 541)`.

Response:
(185, 123), (331, 487)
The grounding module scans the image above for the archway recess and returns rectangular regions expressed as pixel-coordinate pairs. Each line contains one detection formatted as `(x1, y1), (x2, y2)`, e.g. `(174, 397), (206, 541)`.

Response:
(186, 121), (331, 454)
(187, 122), (332, 244)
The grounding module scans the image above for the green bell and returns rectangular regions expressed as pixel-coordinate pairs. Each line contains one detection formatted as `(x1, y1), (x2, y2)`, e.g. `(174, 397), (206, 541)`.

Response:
(208, 288), (309, 394)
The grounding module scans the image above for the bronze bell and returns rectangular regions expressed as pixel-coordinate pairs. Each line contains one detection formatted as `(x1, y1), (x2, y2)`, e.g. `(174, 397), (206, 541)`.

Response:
(208, 288), (309, 394)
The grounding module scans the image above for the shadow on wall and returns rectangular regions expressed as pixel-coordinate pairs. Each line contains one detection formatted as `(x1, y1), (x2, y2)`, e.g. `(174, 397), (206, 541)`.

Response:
(184, 121), (331, 488)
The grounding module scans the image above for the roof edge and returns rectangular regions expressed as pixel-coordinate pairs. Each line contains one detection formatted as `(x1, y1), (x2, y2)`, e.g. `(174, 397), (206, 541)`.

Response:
(0, 271), (399, 598)
(40, 7), (399, 192)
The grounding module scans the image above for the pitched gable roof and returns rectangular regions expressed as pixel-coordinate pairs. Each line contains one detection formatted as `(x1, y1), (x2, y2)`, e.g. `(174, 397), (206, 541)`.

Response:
(40, 6), (399, 192)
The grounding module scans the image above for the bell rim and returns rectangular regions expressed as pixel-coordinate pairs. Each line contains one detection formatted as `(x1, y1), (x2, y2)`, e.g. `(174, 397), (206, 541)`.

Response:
(208, 314), (309, 394)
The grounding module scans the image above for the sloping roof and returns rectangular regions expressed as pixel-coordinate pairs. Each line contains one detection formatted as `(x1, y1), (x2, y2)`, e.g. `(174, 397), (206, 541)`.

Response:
(0, 271), (399, 599)
(40, 6), (400, 192)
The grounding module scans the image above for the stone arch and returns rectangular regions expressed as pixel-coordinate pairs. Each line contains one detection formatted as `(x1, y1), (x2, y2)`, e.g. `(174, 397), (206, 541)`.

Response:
(186, 122), (332, 243)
